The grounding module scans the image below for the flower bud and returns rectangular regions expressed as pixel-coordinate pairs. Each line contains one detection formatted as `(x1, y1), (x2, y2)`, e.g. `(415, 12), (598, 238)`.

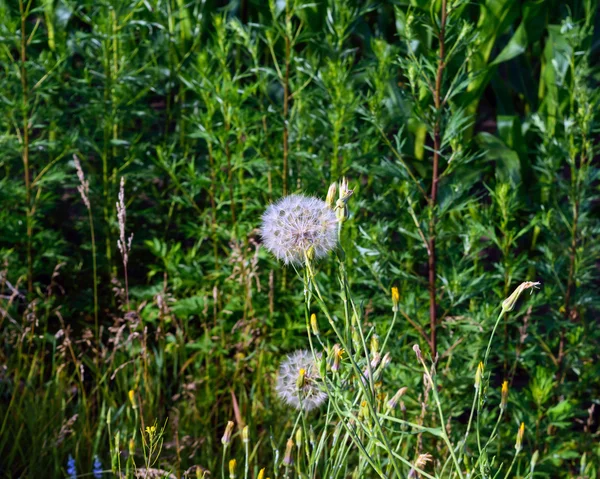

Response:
(326, 182), (337, 209)
(242, 425), (249, 444)
(295, 428), (302, 448)
(128, 390), (137, 409)
(515, 422), (525, 452)
(257, 469), (265, 479)
(501, 381), (509, 410)
(387, 387), (408, 410)
(229, 459), (237, 478)
(296, 368), (306, 389)
(530, 450), (539, 473)
(370, 334), (380, 357)
(413, 344), (423, 362)
(222, 421), (234, 446)
(283, 438), (294, 465)
(502, 282), (540, 313)
(391, 287), (400, 312)
(310, 313), (319, 336)
(331, 345), (343, 373)
(475, 362), (484, 390)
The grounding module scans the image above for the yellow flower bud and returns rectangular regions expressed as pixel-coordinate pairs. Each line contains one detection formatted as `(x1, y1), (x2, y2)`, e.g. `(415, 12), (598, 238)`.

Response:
(128, 390), (136, 409)
(515, 422), (525, 452)
(242, 425), (249, 444)
(229, 459), (237, 478)
(475, 362), (484, 390)
(296, 368), (306, 389)
(310, 313), (319, 336)
(391, 287), (400, 312)
(501, 380), (509, 409)
(257, 469), (265, 479)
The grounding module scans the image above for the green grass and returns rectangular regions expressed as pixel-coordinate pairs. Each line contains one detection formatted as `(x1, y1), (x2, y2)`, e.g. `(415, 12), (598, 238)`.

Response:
(0, 0), (599, 477)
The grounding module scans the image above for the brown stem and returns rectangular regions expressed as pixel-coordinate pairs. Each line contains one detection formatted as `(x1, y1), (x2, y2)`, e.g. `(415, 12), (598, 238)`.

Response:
(19, 0), (32, 294)
(428, 0), (447, 358)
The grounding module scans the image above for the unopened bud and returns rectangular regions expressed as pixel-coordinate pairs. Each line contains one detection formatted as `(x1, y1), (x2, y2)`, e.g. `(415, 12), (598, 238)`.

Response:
(502, 282), (540, 313)
(222, 421), (234, 446)
(370, 334), (380, 357)
(391, 287), (400, 312)
(257, 469), (265, 479)
(242, 425), (249, 444)
(229, 459), (237, 478)
(296, 368), (306, 389)
(387, 387), (408, 410)
(413, 344), (423, 362)
(475, 362), (484, 390)
(306, 245), (315, 262)
(331, 344), (343, 373)
(295, 428), (302, 447)
(283, 438), (294, 465)
(326, 182), (337, 208)
(515, 422), (525, 452)
(501, 381), (509, 410)
(530, 450), (539, 473)
(310, 313), (319, 336)
(128, 390), (137, 409)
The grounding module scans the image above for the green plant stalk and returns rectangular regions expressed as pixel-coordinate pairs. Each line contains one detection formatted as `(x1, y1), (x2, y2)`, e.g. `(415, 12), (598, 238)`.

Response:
(304, 260), (403, 479)
(416, 354), (465, 479)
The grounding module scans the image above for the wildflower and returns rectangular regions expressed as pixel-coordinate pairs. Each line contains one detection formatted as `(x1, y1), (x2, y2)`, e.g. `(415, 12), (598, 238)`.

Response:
(261, 194), (337, 265)
(128, 390), (136, 409)
(276, 350), (327, 412)
(391, 287), (400, 312)
(229, 459), (237, 478)
(331, 344), (343, 373)
(283, 438), (294, 466)
(501, 381), (509, 410)
(242, 425), (249, 444)
(502, 282), (541, 312)
(415, 453), (433, 469)
(146, 425), (157, 436)
(515, 422), (525, 452)
(475, 362), (484, 390)
(257, 469), (265, 479)
(93, 456), (102, 478)
(325, 182), (337, 208)
(221, 421), (234, 446)
(335, 177), (353, 223)
(295, 428), (302, 447)
(370, 334), (380, 356)
(67, 455), (76, 479)
(310, 313), (319, 336)
(412, 344), (423, 362)
(387, 387), (408, 410)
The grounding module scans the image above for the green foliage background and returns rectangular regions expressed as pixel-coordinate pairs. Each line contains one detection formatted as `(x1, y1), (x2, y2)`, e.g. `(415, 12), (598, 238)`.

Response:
(0, 0), (599, 477)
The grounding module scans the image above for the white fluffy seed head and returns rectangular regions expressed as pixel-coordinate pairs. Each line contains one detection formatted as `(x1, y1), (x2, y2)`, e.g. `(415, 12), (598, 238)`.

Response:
(276, 350), (327, 412)
(261, 194), (338, 265)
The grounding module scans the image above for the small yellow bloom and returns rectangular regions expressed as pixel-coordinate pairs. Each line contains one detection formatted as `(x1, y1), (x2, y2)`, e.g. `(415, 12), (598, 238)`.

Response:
(145, 425), (156, 436)
(391, 287), (400, 312)
(501, 381), (509, 409)
(229, 459), (237, 478)
(515, 422), (525, 451)
(128, 390), (137, 408)
(257, 469), (265, 479)
(310, 313), (319, 336)
(296, 368), (306, 389)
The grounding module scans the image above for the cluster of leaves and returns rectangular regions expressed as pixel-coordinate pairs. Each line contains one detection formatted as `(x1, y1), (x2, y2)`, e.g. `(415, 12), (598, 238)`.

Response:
(0, 0), (599, 477)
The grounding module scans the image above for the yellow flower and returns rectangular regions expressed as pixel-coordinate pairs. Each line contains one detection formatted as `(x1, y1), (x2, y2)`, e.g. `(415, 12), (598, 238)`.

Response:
(145, 425), (156, 436)
(391, 287), (400, 312)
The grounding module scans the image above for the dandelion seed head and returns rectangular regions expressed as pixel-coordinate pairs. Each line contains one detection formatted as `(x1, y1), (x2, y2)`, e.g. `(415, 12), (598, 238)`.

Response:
(276, 350), (327, 412)
(261, 195), (337, 265)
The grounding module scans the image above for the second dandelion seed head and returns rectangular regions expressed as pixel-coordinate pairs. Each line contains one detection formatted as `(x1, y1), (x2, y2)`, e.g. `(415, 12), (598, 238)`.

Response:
(276, 350), (327, 412)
